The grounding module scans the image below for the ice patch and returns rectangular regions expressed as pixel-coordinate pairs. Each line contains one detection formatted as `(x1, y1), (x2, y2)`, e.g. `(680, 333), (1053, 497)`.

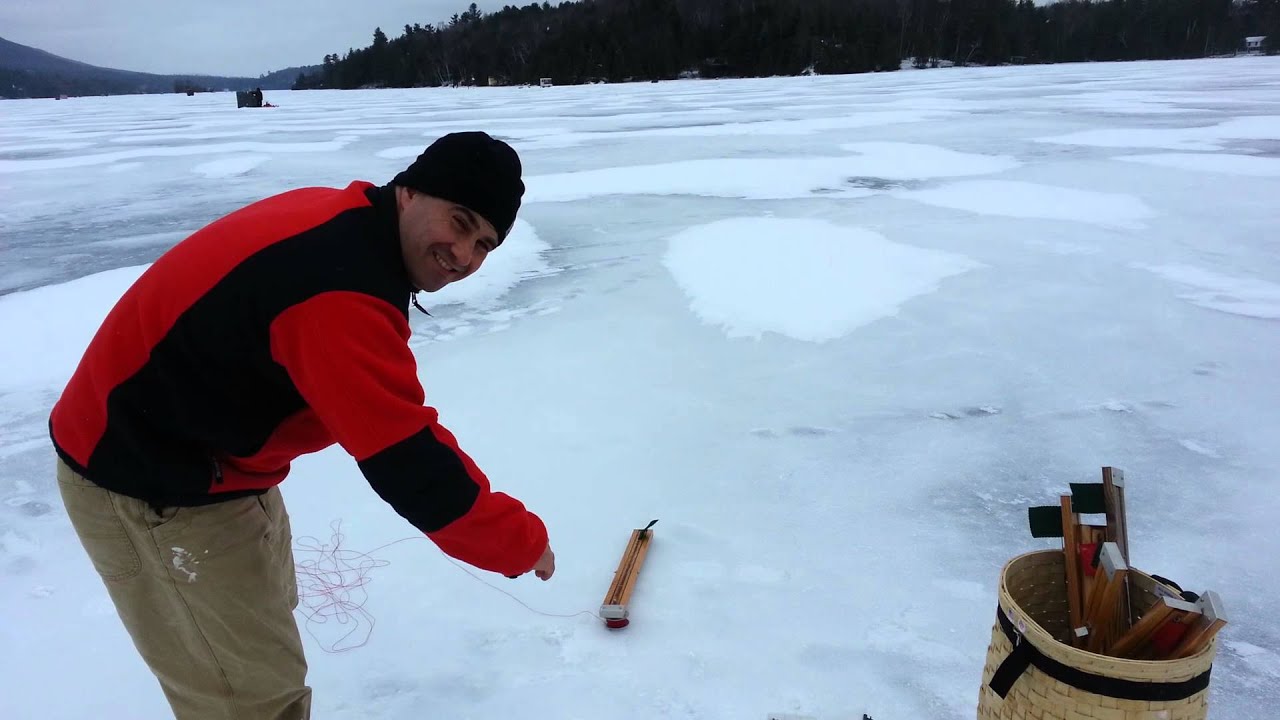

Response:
(931, 578), (987, 601)
(111, 129), (270, 144)
(90, 231), (189, 250)
(527, 157), (878, 202)
(1, 530), (39, 556)
(1135, 263), (1280, 319)
(1039, 129), (1216, 151)
(663, 217), (983, 342)
(1178, 439), (1221, 458)
(1037, 91), (1214, 115)
(895, 180), (1154, 229)
(192, 154), (270, 179)
(0, 265), (148, 393)
(0, 439), (50, 461)
(526, 145), (1016, 203)
(864, 621), (971, 664)
(1037, 115), (1280, 151)
(0, 139), (355, 173)
(0, 141), (95, 153)
(1116, 153), (1280, 177)
(786, 425), (836, 437)
(1226, 641), (1280, 678)
(838, 142), (1021, 178)
(376, 145), (425, 160)
(1025, 239), (1100, 256)
(931, 405), (1002, 420)
(1193, 361), (1221, 377)
(3, 492), (50, 516)
(512, 111), (952, 149)
(28, 585), (55, 598)
(415, 219), (556, 310)
(82, 597), (117, 617)
(633, 111), (951, 136)
(731, 564), (787, 583)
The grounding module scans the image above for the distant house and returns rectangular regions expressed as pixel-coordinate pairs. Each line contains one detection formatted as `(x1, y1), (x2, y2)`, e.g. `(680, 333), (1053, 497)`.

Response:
(1245, 36), (1266, 54)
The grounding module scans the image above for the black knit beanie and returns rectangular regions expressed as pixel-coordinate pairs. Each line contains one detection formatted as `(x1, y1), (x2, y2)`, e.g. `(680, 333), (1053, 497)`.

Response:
(391, 131), (525, 242)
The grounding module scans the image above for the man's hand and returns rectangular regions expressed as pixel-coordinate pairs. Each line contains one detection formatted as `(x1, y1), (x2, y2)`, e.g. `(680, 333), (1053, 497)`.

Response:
(533, 544), (555, 581)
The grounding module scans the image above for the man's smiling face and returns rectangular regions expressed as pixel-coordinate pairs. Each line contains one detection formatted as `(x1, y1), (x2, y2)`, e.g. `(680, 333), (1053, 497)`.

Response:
(396, 185), (499, 293)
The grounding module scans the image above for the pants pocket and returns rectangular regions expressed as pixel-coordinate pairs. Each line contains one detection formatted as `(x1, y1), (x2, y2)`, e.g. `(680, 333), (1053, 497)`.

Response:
(150, 492), (272, 561)
(56, 462), (142, 583)
(256, 488), (299, 608)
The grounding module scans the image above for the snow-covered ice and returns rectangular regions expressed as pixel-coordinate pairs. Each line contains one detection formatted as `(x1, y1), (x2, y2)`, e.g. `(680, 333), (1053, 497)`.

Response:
(894, 179), (1155, 228)
(663, 218), (982, 341)
(525, 156), (885, 201)
(0, 266), (146, 393)
(0, 138), (358, 173)
(1134, 263), (1280, 320)
(1117, 153), (1280, 177)
(839, 141), (1022, 178)
(524, 142), (1017, 202)
(1037, 115), (1280, 151)
(2, 56), (1279, 720)
(192, 154), (271, 178)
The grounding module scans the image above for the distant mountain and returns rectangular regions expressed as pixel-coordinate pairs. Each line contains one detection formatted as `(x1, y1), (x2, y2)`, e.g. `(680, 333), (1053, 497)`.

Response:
(0, 35), (105, 73)
(0, 36), (311, 99)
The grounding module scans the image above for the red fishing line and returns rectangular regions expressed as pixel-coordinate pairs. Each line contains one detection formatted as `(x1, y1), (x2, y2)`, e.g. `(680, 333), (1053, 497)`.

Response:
(292, 520), (424, 652)
(292, 520), (598, 653)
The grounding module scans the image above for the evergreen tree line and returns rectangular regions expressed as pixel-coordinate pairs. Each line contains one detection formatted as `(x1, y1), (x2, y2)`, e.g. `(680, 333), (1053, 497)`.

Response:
(292, 0), (1280, 89)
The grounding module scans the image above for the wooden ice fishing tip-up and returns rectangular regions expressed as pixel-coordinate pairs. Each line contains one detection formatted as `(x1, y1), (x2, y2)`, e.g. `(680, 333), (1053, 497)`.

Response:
(600, 519), (657, 629)
(1026, 466), (1229, 660)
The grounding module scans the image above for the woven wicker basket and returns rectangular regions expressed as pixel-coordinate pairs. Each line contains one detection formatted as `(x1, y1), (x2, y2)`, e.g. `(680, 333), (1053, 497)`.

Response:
(977, 550), (1217, 720)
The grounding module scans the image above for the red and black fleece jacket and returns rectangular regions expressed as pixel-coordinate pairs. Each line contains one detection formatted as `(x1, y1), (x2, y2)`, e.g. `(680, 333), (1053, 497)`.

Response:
(50, 181), (547, 577)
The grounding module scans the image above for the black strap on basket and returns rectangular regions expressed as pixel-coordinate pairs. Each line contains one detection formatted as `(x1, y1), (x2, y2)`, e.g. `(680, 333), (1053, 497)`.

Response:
(989, 605), (1212, 701)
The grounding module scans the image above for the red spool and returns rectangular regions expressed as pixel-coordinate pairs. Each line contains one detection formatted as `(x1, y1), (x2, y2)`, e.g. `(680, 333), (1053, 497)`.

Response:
(605, 617), (629, 629)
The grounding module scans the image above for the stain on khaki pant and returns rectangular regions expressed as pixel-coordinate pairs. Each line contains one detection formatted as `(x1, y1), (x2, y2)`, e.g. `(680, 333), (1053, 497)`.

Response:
(57, 458), (311, 719)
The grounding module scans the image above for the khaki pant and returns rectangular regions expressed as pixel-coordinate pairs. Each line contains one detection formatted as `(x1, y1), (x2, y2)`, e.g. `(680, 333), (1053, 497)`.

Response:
(57, 458), (311, 719)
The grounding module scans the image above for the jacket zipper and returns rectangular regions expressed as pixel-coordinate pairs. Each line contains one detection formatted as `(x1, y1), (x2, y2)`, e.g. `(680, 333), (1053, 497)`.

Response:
(211, 457), (224, 485)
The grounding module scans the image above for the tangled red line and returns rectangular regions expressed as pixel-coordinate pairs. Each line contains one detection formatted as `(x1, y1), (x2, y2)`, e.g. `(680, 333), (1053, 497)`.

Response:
(292, 520), (600, 654)
(292, 520), (426, 653)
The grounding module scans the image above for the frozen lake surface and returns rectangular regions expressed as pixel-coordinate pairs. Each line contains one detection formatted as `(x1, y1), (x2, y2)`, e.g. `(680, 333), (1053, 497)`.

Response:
(2, 56), (1279, 719)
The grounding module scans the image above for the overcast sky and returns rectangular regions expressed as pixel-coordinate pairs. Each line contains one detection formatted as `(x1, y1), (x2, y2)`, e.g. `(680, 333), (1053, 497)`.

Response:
(2, 0), (472, 77)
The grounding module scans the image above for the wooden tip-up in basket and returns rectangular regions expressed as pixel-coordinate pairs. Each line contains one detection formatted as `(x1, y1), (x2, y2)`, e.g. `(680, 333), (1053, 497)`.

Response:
(1024, 466), (1227, 659)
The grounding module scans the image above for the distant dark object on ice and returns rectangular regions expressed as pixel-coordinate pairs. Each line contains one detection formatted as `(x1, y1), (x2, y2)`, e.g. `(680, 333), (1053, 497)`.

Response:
(237, 87), (272, 108)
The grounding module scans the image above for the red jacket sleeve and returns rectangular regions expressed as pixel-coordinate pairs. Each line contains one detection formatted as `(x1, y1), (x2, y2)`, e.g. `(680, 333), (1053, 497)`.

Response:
(269, 290), (547, 576)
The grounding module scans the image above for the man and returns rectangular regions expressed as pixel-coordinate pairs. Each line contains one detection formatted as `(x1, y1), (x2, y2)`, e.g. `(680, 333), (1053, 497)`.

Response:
(50, 131), (554, 719)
